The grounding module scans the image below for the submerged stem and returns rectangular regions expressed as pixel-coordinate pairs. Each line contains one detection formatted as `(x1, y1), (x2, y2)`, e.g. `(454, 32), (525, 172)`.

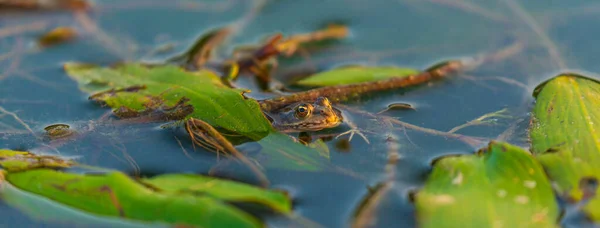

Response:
(185, 118), (270, 187)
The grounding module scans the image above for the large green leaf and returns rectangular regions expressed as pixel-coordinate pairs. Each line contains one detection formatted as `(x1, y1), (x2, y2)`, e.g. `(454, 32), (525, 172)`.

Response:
(64, 63), (331, 171)
(531, 74), (600, 220)
(63, 63), (272, 138)
(6, 169), (293, 228)
(295, 66), (419, 86)
(415, 141), (558, 228)
(140, 173), (291, 213)
(1, 181), (165, 228)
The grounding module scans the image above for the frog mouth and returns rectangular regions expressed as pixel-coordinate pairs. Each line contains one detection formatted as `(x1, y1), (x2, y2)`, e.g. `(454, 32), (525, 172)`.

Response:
(298, 119), (342, 131)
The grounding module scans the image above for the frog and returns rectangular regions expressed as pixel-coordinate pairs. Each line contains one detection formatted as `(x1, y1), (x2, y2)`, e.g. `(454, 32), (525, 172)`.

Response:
(260, 96), (343, 132)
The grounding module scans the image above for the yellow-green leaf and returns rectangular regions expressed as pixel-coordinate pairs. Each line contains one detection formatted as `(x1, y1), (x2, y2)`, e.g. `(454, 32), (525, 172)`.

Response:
(415, 141), (558, 228)
(1, 181), (163, 228)
(530, 74), (600, 220)
(295, 66), (419, 86)
(0, 149), (73, 172)
(6, 169), (293, 228)
(140, 173), (291, 213)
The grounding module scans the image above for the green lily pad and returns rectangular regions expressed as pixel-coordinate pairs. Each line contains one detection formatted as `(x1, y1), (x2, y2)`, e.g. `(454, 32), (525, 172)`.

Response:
(531, 74), (600, 220)
(0, 149), (74, 172)
(415, 141), (558, 228)
(1, 181), (165, 228)
(295, 66), (419, 86)
(6, 169), (292, 228)
(140, 173), (291, 213)
(63, 63), (271, 138)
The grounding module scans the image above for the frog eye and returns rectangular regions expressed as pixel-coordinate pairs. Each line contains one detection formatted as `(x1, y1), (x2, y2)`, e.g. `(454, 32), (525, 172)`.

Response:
(295, 105), (311, 118)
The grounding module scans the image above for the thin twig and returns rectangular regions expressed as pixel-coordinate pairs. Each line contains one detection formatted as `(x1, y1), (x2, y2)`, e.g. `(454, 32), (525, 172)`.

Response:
(339, 105), (487, 148)
(73, 11), (131, 59)
(426, 0), (510, 23)
(0, 38), (24, 81)
(98, 0), (234, 13)
(0, 21), (48, 38)
(0, 105), (38, 139)
(351, 132), (401, 228)
(501, 0), (567, 69)
(174, 135), (194, 160)
(447, 108), (511, 133)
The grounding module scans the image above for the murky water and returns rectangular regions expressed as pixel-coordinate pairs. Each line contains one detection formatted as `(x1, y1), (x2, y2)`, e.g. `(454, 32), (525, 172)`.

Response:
(0, 0), (598, 227)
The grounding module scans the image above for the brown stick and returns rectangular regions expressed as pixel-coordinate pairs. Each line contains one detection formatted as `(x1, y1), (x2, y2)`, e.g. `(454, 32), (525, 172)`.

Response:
(259, 60), (465, 112)
(185, 118), (270, 187)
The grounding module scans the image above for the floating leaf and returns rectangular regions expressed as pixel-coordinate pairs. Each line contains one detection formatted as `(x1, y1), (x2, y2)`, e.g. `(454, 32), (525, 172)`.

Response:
(1, 181), (163, 228)
(140, 174), (291, 213)
(64, 63), (331, 171)
(64, 63), (271, 138)
(295, 66), (419, 86)
(530, 74), (600, 220)
(6, 169), (282, 228)
(167, 27), (231, 68)
(0, 149), (73, 172)
(38, 27), (77, 47)
(415, 141), (558, 228)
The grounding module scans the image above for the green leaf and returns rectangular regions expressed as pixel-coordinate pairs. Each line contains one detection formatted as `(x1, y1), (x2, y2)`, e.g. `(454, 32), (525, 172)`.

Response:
(64, 63), (331, 171)
(295, 66), (419, 86)
(530, 74), (600, 220)
(140, 173), (291, 213)
(1, 181), (164, 228)
(415, 141), (559, 228)
(6, 169), (265, 228)
(0, 149), (73, 172)
(63, 63), (272, 138)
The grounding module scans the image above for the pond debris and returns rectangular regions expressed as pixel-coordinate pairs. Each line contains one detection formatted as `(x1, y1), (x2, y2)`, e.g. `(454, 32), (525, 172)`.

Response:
(447, 108), (512, 134)
(0, 0), (91, 11)
(0, 21), (48, 39)
(419, 0), (510, 23)
(37, 27), (77, 48)
(501, 0), (566, 69)
(113, 97), (194, 122)
(230, 24), (348, 82)
(88, 85), (147, 100)
(335, 138), (351, 152)
(259, 60), (467, 112)
(0, 105), (38, 139)
(43, 123), (74, 139)
(168, 27), (232, 69)
(88, 86), (194, 122)
(73, 11), (134, 59)
(185, 118), (269, 187)
(339, 104), (486, 148)
(376, 102), (415, 114)
(0, 149), (74, 172)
